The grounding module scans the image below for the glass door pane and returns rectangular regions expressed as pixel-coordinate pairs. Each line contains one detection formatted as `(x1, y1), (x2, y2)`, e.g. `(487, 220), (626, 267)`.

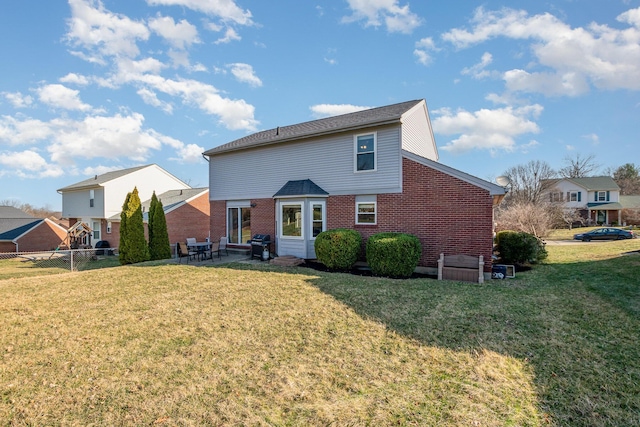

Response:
(228, 208), (239, 243)
(240, 207), (251, 244)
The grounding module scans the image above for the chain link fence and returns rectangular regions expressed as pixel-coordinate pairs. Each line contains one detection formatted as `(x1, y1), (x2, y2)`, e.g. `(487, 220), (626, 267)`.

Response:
(0, 248), (120, 273)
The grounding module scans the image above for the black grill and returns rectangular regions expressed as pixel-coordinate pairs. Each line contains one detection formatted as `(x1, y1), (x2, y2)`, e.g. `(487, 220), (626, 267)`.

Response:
(251, 234), (271, 260)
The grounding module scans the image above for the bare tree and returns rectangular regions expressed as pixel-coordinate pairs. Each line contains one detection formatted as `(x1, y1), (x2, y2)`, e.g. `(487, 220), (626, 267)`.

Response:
(502, 160), (557, 206)
(495, 200), (555, 238)
(558, 153), (600, 178)
(611, 163), (640, 195)
(0, 199), (60, 218)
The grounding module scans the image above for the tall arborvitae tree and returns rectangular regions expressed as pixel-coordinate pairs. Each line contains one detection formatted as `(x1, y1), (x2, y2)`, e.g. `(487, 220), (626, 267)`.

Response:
(148, 192), (172, 260)
(119, 187), (150, 265)
(118, 192), (131, 264)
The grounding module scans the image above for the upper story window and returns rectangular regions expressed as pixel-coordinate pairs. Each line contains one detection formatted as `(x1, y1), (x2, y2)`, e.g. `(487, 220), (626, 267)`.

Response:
(89, 190), (95, 208)
(596, 191), (607, 202)
(569, 191), (581, 202)
(549, 192), (562, 202)
(355, 133), (376, 172)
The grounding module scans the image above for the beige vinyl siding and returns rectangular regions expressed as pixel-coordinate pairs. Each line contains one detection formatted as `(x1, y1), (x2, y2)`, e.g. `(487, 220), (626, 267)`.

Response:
(209, 126), (402, 201)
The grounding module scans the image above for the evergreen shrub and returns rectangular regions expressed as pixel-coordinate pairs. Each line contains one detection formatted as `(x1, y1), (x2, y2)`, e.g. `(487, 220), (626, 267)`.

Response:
(314, 228), (361, 270)
(366, 232), (421, 278)
(495, 230), (547, 265)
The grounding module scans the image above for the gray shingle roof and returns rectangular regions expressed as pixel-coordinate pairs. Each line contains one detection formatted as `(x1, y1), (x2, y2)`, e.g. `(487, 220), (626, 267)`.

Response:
(620, 195), (640, 209)
(57, 165), (152, 191)
(140, 188), (209, 221)
(567, 176), (620, 190)
(273, 180), (329, 198)
(204, 99), (423, 156)
(0, 220), (42, 241)
(0, 206), (35, 219)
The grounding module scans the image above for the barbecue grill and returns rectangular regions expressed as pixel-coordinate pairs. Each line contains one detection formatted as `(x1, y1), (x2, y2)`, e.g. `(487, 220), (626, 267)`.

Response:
(251, 234), (271, 260)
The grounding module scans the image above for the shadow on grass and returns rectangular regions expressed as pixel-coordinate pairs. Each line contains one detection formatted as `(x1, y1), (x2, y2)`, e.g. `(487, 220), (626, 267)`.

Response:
(230, 253), (640, 427)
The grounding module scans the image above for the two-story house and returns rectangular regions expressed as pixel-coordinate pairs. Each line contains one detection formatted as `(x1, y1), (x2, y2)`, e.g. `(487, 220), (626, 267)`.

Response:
(57, 164), (193, 247)
(204, 99), (506, 274)
(543, 176), (623, 225)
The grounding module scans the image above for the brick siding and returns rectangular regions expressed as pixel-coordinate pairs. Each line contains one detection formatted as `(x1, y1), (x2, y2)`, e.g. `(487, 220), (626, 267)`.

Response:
(14, 221), (67, 252)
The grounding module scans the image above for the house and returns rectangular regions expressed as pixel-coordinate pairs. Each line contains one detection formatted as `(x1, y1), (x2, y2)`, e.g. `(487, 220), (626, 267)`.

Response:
(0, 206), (67, 252)
(57, 164), (195, 248)
(203, 99), (506, 274)
(543, 176), (623, 225)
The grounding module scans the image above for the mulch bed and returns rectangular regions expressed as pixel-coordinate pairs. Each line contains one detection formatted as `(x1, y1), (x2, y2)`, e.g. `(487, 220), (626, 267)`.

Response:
(302, 260), (436, 280)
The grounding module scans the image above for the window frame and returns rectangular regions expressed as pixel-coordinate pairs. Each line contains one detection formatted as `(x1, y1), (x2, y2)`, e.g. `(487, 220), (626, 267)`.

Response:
(226, 201), (251, 245)
(310, 201), (326, 239)
(597, 191), (607, 202)
(356, 201), (377, 225)
(280, 202), (304, 239)
(89, 189), (95, 208)
(92, 221), (100, 241)
(354, 132), (377, 173)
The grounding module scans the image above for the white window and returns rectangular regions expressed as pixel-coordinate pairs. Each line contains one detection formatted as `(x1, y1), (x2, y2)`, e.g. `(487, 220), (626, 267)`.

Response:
(569, 191), (581, 202)
(356, 195), (377, 225)
(89, 190), (95, 208)
(550, 192), (562, 202)
(106, 222), (112, 234)
(281, 203), (303, 238)
(311, 202), (326, 238)
(354, 132), (376, 172)
(92, 221), (100, 241)
(597, 191), (607, 201)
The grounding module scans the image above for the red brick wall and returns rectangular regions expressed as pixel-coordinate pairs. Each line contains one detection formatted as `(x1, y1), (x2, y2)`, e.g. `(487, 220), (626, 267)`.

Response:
(328, 158), (495, 271)
(209, 199), (275, 247)
(165, 192), (210, 244)
(15, 221), (67, 252)
(0, 242), (16, 252)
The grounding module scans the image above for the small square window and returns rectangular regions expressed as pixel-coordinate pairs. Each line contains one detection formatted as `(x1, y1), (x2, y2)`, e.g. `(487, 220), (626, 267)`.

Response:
(356, 202), (376, 225)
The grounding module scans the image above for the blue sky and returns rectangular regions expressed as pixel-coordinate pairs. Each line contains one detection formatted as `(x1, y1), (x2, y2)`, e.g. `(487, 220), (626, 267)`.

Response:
(1, 0), (639, 210)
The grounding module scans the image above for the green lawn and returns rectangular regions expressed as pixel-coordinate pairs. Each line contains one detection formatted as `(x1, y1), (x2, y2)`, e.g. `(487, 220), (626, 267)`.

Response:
(1, 239), (639, 426)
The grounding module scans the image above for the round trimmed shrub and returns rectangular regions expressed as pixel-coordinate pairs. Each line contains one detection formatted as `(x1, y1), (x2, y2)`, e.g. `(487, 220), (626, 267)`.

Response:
(314, 228), (362, 270)
(495, 230), (547, 265)
(366, 232), (422, 278)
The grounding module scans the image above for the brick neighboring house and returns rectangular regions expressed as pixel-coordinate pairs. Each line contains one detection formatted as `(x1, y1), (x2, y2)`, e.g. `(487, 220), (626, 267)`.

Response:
(0, 206), (67, 252)
(203, 99), (506, 275)
(58, 165), (209, 249)
(106, 188), (211, 248)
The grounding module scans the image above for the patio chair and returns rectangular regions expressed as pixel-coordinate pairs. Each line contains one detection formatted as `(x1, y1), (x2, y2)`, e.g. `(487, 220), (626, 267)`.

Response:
(210, 241), (221, 260)
(177, 242), (197, 263)
(219, 236), (229, 256)
(186, 237), (196, 246)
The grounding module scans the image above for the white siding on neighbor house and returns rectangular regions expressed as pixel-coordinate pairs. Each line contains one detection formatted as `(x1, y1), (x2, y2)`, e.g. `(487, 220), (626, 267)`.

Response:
(588, 190), (619, 203)
(103, 166), (190, 219)
(400, 101), (438, 161)
(62, 187), (105, 219)
(546, 180), (621, 209)
(209, 126), (403, 201)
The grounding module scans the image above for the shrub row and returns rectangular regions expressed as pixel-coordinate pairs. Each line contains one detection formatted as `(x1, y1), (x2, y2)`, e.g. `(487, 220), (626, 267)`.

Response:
(314, 229), (422, 278)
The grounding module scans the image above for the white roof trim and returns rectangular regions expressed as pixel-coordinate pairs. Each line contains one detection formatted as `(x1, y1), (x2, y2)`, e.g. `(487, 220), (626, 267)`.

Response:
(402, 150), (506, 196)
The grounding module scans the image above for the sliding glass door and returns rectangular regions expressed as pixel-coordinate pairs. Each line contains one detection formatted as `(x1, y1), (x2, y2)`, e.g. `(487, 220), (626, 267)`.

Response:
(227, 206), (251, 244)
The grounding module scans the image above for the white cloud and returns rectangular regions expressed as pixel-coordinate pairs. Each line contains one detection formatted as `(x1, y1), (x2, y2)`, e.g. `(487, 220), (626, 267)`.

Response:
(342, 0), (421, 34)
(214, 27), (241, 44)
(146, 0), (253, 26)
(461, 52), (495, 79)
(0, 150), (63, 178)
(582, 133), (600, 145)
(441, 6), (640, 95)
(310, 103), (372, 118)
(148, 15), (200, 49)
(137, 88), (173, 114)
(59, 73), (90, 86)
(37, 84), (92, 111)
(66, 0), (150, 62)
(227, 63), (262, 87)
(0, 116), (54, 145)
(432, 104), (543, 154)
(414, 37), (438, 66)
(3, 92), (33, 108)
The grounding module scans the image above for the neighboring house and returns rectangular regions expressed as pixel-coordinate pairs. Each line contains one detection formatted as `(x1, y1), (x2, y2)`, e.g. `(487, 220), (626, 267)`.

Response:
(203, 99), (506, 273)
(106, 187), (211, 246)
(0, 206), (67, 252)
(57, 164), (192, 247)
(543, 176), (622, 225)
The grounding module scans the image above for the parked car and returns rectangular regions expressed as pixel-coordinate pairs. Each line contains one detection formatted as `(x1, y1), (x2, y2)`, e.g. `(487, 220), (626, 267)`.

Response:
(573, 228), (635, 242)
